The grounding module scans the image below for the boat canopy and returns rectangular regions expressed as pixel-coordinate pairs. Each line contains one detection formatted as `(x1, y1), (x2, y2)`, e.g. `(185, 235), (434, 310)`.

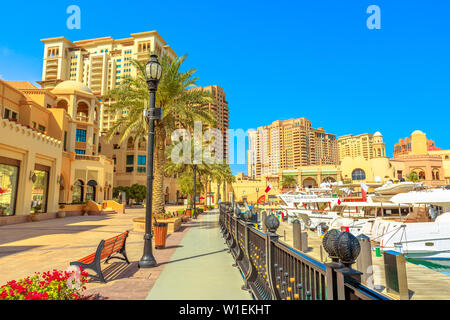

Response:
(342, 202), (411, 208)
(390, 189), (450, 207)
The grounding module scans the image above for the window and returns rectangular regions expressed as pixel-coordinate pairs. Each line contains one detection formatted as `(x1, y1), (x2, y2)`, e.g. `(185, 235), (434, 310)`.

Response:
(75, 149), (86, 155)
(126, 167), (134, 173)
(73, 180), (84, 203)
(137, 167), (146, 173)
(113, 144), (120, 150)
(3, 108), (10, 119)
(126, 155), (134, 165)
(11, 112), (18, 120)
(32, 122), (37, 128)
(352, 169), (366, 181)
(30, 165), (50, 214)
(76, 129), (87, 142)
(93, 134), (96, 145)
(38, 124), (46, 132)
(63, 131), (67, 151)
(137, 155), (146, 166)
(0, 160), (20, 216)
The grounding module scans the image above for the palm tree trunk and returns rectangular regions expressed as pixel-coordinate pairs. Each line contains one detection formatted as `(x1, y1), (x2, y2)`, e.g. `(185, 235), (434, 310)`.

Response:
(223, 181), (226, 202)
(216, 182), (221, 205)
(153, 126), (166, 214)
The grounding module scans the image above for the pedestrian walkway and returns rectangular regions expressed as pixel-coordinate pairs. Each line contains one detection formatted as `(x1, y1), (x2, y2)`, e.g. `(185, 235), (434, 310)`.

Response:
(146, 212), (252, 300)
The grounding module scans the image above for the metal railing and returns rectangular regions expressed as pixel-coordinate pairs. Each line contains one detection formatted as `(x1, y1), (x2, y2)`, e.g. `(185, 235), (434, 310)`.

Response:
(219, 202), (390, 301)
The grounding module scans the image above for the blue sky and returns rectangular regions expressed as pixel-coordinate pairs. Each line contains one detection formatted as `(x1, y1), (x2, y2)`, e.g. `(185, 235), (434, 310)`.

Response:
(1, 0), (449, 174)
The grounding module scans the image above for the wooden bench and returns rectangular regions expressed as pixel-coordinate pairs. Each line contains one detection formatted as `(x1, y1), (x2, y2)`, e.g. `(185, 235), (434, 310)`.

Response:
(70, 231), (130, 283)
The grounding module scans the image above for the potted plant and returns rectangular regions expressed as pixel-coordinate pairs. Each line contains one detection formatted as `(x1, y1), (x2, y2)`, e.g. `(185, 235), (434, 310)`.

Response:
(30, 205), (42, 221)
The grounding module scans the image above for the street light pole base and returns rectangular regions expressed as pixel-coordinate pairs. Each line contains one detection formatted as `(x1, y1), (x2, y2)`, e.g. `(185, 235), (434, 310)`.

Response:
(138, 256), (157, 268)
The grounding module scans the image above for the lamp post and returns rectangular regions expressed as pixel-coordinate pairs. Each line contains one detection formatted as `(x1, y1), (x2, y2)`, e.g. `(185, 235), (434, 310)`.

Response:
(256, 187), (259, 213)
(193, 164), (197, 219)
(138, 54), (162, 269)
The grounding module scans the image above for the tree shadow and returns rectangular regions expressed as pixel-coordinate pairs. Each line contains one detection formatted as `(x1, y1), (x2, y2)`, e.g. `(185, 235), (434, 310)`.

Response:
(0, 246), (43, 258)
(157, 249), (227, 266)
(88, 261), (140, 283)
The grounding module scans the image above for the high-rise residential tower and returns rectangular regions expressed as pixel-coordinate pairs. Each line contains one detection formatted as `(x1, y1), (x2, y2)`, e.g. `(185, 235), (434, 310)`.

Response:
(251, 118), (338, 177)
(39, 31), (177, 132)
(188, 85), (230, 163)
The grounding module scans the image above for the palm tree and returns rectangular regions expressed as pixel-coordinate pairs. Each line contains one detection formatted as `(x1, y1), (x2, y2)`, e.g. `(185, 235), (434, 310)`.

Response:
(282, 175), (297, 188)
(222, 166), (235, 203)
(105, 54), (216, 214)
(165, 139), (213, 208)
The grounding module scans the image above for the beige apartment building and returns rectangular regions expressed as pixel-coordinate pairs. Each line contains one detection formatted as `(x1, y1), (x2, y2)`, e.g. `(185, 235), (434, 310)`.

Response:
(250, 118), (338, 177)
(188, 85), (230, 162)
(338, 132), (386, 161)
(0, 79), (113, 225)
(39, 31), (177, 132)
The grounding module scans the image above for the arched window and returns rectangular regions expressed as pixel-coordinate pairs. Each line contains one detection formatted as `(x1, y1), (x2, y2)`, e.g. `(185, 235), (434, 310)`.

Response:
(352, 169), (366, 181)
(127, 137), (134, 150)
(73, 180), (84, 203)
(419, 171), (426, 180)
(86, 180), (97, 202)
(76, 102), (89, 122)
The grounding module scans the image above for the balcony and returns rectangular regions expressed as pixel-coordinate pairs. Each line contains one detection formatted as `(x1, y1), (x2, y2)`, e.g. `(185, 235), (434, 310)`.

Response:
(76, 115), (89, 122)
(75, 154), (100, 161)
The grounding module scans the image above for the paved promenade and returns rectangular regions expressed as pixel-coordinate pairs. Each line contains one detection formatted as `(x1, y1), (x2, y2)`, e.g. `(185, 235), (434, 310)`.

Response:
(0, 209), (251, 300)
(146, 212), (252, 300)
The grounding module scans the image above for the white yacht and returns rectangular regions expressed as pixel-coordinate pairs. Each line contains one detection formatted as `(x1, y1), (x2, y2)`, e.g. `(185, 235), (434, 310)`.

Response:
(374, 181), (423, 195)
(361, 189), (450, 260)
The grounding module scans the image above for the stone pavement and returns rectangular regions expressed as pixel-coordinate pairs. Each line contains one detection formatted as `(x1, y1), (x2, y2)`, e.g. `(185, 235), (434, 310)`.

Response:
(0, 209), (251, 300)
(146, 212), (252, 300)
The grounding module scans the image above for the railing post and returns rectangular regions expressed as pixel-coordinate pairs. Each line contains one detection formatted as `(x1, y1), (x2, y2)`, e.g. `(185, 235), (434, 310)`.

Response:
(262, 211), (267, 233)
(335, 267), (363, 300)
(264, 214), (282, 300)
(356, 234), (374, 288)
(241, 217), (254, 292)
(325, 260), (343, 300)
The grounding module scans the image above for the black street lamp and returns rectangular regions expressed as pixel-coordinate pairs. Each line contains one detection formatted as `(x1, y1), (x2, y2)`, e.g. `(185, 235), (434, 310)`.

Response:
(193, 164), (197, 219)
(138, 54), (162, 269)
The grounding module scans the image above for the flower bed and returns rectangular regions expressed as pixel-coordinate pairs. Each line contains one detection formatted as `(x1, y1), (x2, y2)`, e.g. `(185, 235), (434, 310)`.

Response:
(0, 268), (89, 300)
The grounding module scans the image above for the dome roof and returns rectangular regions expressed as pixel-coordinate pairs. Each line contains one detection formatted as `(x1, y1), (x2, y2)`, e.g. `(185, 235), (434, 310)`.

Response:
(374, 131), (382, 136)
(412, 130), (424, 135)
(53, 81), (93, 94)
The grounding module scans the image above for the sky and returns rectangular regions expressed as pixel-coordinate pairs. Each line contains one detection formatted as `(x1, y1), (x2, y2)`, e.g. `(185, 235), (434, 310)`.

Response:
(1, 0), (449, 174)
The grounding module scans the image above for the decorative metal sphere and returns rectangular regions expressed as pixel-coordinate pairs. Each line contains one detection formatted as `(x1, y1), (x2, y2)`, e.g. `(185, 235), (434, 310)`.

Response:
(336, 231), (361, 264)
(145, 54), (162, 82)
(322, 229), (341, 258)
(265, 214), (280, 233)
(243, 210), (252, 221)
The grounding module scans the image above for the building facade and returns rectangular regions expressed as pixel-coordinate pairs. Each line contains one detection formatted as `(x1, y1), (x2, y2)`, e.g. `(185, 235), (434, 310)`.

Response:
(391, 130), (446, 186)
(0, 80), (113, 224)
(247, 129), (257, 178)
(251, 118), (338, 177)
(39, 31), (177, 133)
(338, 132), (386, 161)
(187, 85), (230, 163)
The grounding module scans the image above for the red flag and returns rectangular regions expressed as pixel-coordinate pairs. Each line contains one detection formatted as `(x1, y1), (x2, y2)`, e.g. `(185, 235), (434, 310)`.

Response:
(328, 202), (331, 209)
(338, 199), (342, 205)
(265, 184), (273, 193)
